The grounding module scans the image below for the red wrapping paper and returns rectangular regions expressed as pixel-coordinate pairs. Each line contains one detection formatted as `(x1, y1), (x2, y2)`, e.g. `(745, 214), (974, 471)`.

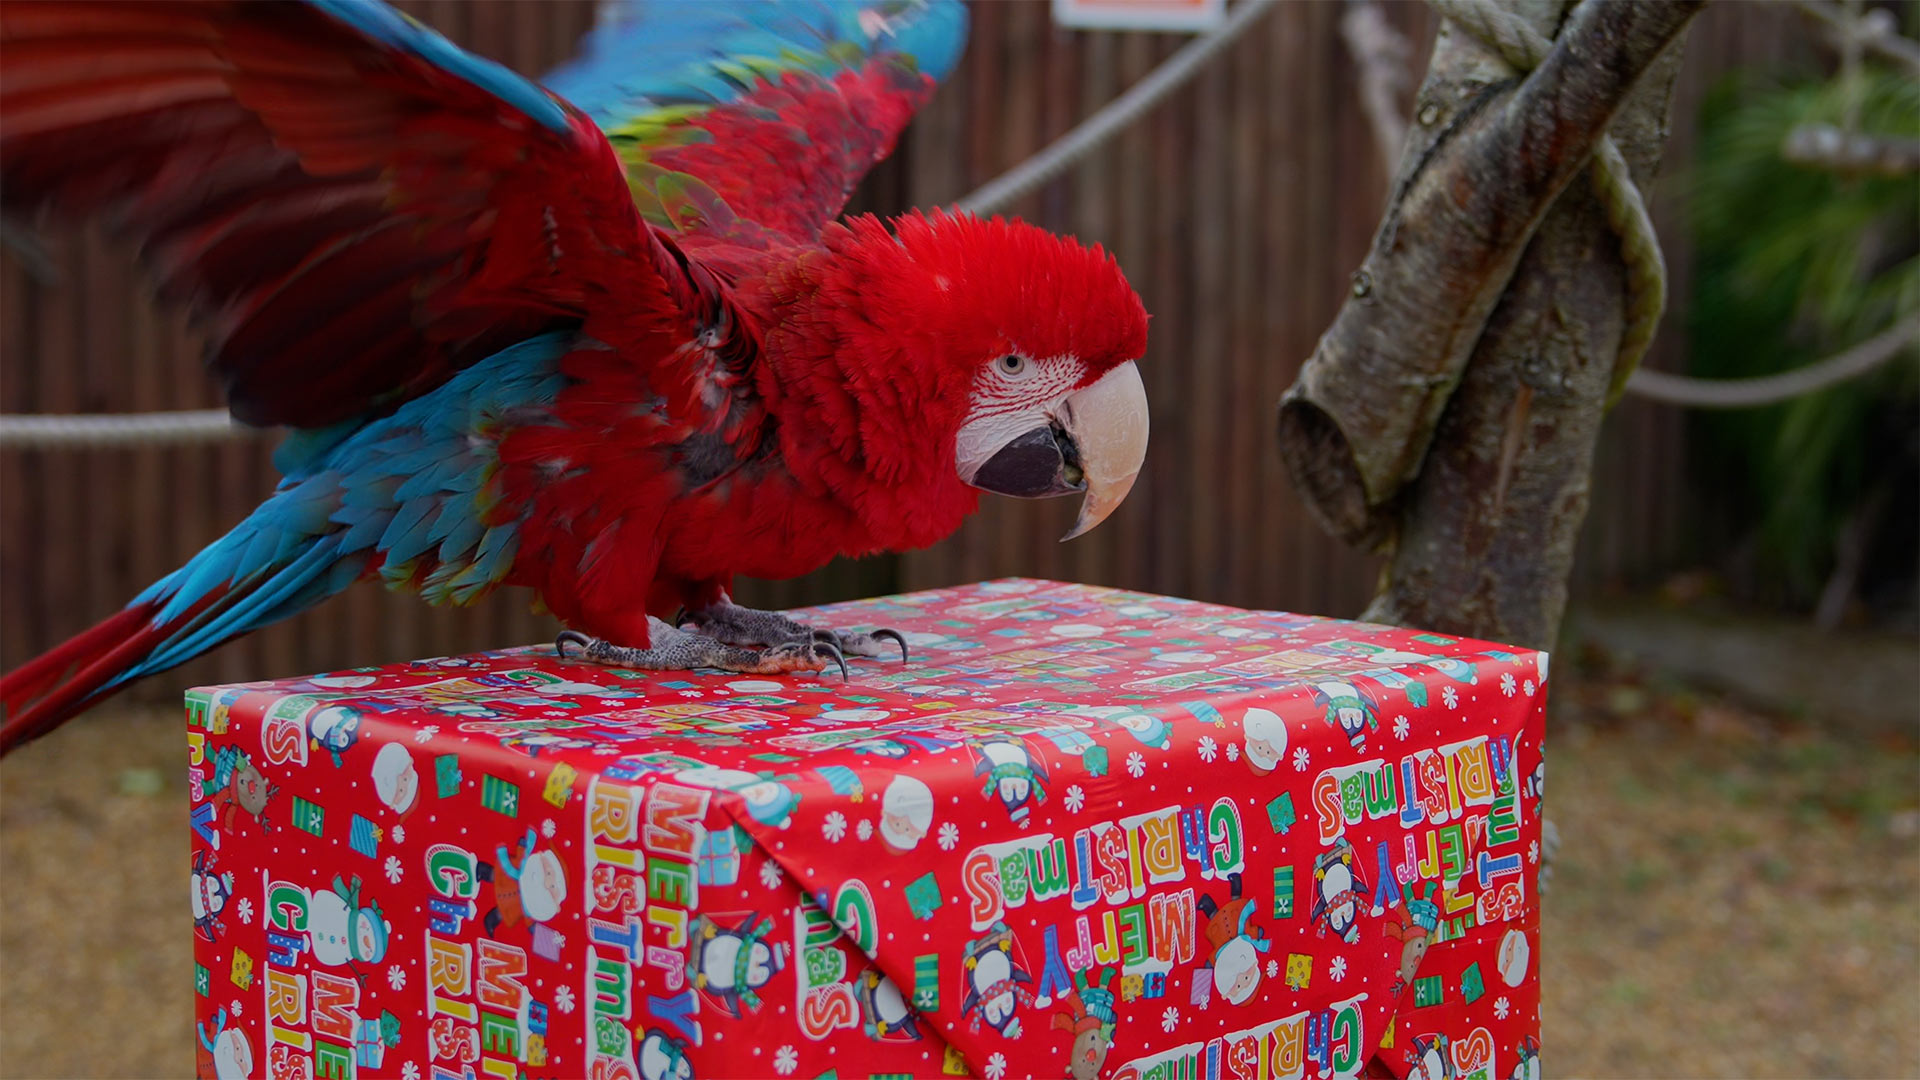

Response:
(186, 579), (1543, 1080)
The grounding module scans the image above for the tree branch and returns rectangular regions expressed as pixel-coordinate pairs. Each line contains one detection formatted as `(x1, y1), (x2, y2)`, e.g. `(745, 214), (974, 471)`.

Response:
(1276, 0), (1703, 548)
(1355, 3), (1697, 650)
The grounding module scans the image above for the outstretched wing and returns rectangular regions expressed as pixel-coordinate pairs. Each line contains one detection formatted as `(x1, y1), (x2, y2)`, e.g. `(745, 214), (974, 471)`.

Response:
(1, 0), (668, 429)
(542, 0), (968, 254)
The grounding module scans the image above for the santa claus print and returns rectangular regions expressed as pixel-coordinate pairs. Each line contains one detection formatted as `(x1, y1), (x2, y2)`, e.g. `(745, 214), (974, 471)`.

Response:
(1240, 708), (1288, 775)
(878, 775), (935, 853)
(477, 827), (569, 942)
(1199, 873), (1271, 1005)
(194, 1009), (254, 1080)
(370, 742), (418, 818)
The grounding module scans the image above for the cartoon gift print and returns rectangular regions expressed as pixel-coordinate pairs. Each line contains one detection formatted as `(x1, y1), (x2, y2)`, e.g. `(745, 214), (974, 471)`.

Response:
(854, 966), (924, 1041)
(1510, 1035), (1541, 1080)
(1312, 680), (1381, 750)
(497, 729), (601, 757)
(1385, 882), (1442, 996)
(878, 775), (935, 853)
(971, 739), (1049, 825)
(355, 1011), (403, 1069)
(1309, 838), (1370, 945)
(178, 580), (1543, 1077)
(190, 849), (236, 943)
(370, 742), (418, 818)
(1241, 707), (1288, 775)
(960, 922), (1035, 1036)
(308, 874), (389, 982)
(195, 1008), (254, 1080)
(306, 703), (364, 766)
(1406, 1033), (1458, 1080)
(814, 763), (866, 801)
(1199, 872), (1271, 1005)
(1108, 707), (1172, 750)
(638, 1028), (694, 1080)
(672, 766), (803, 829)
(203, 745), (277, 839)
(1523, 746), (1545, 805)
(477, 826), (568, 942)
(688, 912), (787, 1018)
(1423, 657), (1479, 686)
(1053, 967), (1119, 1080)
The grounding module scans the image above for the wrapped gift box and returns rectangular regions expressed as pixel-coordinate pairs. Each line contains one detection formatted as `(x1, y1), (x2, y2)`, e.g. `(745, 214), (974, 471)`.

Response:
(186, 579), (1543, 1080)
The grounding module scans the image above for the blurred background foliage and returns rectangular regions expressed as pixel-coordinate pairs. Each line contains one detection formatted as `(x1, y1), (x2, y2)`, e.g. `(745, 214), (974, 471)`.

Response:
(1685, 21), (1919, 625)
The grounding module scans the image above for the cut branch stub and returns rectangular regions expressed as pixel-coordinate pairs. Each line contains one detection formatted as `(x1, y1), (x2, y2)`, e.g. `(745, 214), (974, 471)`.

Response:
(1275, 0), (1704, 547)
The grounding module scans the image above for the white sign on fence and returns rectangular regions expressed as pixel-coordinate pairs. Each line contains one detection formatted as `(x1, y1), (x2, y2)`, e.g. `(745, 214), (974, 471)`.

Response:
(1052, 0), (1227, 32)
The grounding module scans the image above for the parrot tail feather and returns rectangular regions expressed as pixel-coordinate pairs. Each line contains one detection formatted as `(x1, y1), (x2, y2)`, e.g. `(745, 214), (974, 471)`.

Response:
(0, 599), (174, 755)
(0, 528), (367, 757)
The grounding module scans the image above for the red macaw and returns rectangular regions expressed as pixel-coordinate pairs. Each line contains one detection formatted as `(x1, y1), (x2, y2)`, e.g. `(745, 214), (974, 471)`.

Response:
(0, 0), (1151, 753)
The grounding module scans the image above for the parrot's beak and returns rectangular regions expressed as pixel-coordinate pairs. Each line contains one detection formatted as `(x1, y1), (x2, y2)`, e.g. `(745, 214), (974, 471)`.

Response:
(961, 361), (1149, 542)
(1055, 360), (1148, 541)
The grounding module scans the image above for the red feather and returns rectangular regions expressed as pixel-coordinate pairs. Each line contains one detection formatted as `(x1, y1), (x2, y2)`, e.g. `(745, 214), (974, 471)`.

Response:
(0, 0), (665, 428)
(0, 601), (171, 753)
(0, 4), (1153, 758)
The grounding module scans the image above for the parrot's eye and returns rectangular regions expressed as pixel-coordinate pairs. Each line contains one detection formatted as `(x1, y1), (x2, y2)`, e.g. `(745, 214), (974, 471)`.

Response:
(995, 354), (1030, 379)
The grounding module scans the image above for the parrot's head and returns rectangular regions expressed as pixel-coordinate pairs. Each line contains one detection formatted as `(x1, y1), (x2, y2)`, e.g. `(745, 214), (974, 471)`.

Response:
(803, 210), (1150, 541)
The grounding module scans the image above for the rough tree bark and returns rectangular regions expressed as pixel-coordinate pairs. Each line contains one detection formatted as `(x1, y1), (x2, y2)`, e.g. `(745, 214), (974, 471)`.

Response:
(1276, 0), (1702, 650)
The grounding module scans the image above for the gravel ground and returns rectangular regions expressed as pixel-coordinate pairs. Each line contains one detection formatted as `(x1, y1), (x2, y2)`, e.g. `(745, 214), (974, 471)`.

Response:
(2, 636), (1915, 1077)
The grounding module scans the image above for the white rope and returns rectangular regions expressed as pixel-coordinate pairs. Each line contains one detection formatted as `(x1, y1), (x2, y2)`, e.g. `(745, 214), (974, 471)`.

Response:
(1622, 316), (1920, 408)
(1, 0), (1910, 449)
(0, 409), (263, 449)
(952, 0), (1280, 215)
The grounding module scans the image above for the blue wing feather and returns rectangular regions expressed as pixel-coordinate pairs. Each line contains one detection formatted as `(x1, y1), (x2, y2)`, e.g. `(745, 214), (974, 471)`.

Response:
(545, 1), (966, 120)
(543, 0), (967, 243)
(119, 334), (575, 688)
(304, 0), (573, 134)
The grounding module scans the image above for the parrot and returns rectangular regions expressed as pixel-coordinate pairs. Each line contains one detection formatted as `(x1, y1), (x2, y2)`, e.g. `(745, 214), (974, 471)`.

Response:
(0, 0), (1151, 755)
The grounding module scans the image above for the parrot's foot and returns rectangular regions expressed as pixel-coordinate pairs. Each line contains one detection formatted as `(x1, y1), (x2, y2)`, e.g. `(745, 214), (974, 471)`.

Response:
(682, 600), (908, 663)
(554, 619), (847, 680)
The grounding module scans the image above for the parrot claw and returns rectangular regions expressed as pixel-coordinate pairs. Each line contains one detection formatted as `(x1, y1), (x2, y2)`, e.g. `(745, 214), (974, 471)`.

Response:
(751, 639), (847, 680)
(870, 628), (909, 663)
(554, 629), (600, 661)
(556, 620), (847, 680)
(814, 639), (850, 682)
(681, 601), (910, 667)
